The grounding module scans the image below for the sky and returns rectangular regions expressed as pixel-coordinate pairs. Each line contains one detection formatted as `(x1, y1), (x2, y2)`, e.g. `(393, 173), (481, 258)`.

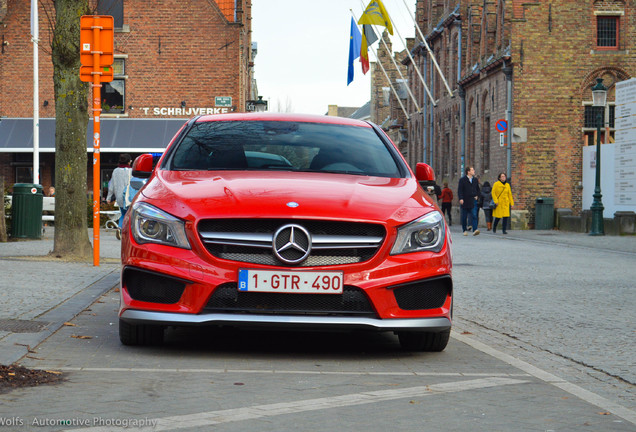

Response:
(251, 0), (417, 115)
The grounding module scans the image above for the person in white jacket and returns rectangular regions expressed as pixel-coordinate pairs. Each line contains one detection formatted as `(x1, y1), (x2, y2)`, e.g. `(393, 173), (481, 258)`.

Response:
(106, 154), (132, 237)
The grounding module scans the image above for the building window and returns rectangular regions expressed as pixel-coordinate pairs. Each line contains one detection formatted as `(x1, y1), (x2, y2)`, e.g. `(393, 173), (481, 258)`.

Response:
(102, 58), (125, 114)
(96, 0), (124, 29)
(584, 104), (614, 128)
(483, 116), (490, 172)
(469, 121), (476, 166)
(583, 102), (615, 145)
(596, 16), (619, 49)
(15, 167), (33, 184)
(381, 87), (390, 107)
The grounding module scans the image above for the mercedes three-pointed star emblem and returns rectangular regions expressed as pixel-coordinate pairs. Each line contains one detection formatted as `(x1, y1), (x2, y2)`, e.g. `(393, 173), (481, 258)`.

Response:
(272, 224), (312, 264)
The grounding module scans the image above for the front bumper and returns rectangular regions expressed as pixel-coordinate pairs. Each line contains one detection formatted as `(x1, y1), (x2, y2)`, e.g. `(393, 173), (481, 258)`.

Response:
(119, 309), (451, 332)
(120, 219), (453, 323)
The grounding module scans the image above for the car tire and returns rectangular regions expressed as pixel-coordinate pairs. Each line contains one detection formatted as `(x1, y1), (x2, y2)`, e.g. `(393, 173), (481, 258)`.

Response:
(398, 328), (450, 352)
(119, 319), (164, 346)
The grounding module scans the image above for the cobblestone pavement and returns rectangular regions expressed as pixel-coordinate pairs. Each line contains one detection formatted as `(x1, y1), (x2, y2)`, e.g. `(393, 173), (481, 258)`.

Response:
(0, 226), (634, 431)
(449, 225), (636, 409)
(9, 288), (636, 432)
(0, 228), (120, 365)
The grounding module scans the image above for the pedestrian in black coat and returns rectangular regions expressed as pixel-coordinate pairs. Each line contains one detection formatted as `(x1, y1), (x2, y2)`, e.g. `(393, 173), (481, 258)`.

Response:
(457, 166), (481, 236)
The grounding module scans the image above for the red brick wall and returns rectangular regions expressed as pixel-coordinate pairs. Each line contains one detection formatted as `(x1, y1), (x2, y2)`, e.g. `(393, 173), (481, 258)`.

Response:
(407, 0), (634, 222)
(509, 0), (633, 216)
(0, 0), (253, 190)
(0, 0), (56, 118)
(0, 0), (253, 119)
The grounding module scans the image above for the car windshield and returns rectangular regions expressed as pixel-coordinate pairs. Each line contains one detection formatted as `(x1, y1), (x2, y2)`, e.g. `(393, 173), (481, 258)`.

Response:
(165, 120), (404, 178)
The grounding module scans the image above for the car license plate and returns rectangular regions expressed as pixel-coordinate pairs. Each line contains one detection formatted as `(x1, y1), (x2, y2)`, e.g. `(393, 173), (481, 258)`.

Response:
(238, 269), (344, 294)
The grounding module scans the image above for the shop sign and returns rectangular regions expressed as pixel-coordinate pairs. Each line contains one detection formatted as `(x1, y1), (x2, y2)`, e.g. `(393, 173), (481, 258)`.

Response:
(140, 107), (231, 116)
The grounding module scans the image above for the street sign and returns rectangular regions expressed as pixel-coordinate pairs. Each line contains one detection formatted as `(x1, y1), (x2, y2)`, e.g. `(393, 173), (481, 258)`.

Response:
(79, 15), (114, 68)
(215, 96), (232, 107)
(80, 65), (114, 83)
(500, 132), (505, 147)
(79, 15), (115, 267)
(496, 119), (508, 133)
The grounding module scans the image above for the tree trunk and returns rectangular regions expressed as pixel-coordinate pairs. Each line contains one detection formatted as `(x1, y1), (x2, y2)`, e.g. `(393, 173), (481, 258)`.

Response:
(50, 0), (92, 260)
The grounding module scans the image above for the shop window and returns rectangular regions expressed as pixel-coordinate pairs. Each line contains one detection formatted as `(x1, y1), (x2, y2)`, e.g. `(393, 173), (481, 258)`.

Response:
(96, 0), (124, 29)
(596, 16), (619, 50)
(102, 58), (125, 114)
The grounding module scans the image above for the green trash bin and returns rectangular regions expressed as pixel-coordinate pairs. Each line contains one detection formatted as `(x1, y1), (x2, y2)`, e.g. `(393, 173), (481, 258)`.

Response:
(11, 183), (43, 239)
(535, 197), (554, 230)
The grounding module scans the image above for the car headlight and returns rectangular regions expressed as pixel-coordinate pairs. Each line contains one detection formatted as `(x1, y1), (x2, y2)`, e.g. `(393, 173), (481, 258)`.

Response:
(390, 211), (446, 255)
(131, 202), (191, 249)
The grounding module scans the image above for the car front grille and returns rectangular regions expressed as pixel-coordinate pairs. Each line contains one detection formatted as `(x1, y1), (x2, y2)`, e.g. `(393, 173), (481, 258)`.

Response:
(198, 219), (386, 267)
(204, 283), (377, 317)
(392, 276), (451, 310)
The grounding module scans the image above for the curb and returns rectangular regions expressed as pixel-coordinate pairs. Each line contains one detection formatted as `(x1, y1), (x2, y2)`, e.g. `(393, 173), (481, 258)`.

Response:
(0, 271), (120, 365)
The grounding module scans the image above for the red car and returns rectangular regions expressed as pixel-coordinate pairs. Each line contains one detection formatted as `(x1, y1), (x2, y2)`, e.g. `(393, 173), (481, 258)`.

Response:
(119, 113), (453, 351)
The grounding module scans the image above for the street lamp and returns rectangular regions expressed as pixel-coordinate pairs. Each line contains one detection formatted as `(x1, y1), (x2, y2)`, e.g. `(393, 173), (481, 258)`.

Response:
(589, 78), (607, 236)
(254, 96), (268, 112)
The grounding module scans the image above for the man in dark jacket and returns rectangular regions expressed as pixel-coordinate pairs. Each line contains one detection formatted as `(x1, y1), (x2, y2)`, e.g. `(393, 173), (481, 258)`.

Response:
(457, 166), (481, 236)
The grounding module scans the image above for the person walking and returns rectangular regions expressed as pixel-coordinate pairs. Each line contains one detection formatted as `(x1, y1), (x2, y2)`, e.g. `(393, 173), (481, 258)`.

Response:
(470, 176), (482, 229)
(492, 172), (514, 234)
(481, 181), (493, 231)
(107, 153), (133, 239)
(457, 166), (480, 236)
(440, 182), (453, 225)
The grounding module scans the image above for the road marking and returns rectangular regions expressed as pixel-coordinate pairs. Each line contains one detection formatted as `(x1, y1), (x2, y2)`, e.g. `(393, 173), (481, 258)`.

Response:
(452, 331), (636, 426)
(46, 366), (529, 378)
(65, 377), (527, 432)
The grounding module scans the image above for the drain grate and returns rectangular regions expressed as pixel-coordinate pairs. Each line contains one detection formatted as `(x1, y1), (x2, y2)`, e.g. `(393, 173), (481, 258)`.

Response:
(0, 319), (50, 333)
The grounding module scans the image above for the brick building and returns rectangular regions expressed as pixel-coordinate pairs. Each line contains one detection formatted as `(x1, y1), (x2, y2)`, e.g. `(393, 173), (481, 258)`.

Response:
(0, 0), (256, 194)
(394, 0), (634, 224)
(370, 33), (410, 156)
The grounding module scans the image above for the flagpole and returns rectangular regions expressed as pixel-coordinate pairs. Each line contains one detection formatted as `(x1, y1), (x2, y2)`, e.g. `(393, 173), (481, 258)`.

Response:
(353, 10), (421, 113)
(358, 1), (435, 107)
(375, 31), (421, 113)
(32, 0), (40, 185)
(400, 0), (453, 98)
(384, 10), (436, 106)
(374, 49), (410, 121)
(351, 10), (410, 120)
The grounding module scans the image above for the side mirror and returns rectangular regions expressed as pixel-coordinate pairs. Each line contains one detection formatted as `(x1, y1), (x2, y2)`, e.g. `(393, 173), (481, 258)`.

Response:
(415, 163), (435, 182)
(132, 153), (154, 179)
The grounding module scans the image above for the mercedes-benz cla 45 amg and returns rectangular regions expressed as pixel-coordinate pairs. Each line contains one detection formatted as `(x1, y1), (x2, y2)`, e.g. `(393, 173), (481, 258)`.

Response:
(119, 113), (453, 351)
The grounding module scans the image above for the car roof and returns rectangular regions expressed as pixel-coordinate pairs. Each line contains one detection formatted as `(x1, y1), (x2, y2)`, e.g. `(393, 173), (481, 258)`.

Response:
(194, 112), (372, 128)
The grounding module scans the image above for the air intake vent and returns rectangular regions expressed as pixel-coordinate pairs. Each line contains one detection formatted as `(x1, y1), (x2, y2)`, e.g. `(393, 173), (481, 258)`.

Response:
(204, 283), (377, 317)
(123, 267), (188, 304)
(392, 277), (451, 310)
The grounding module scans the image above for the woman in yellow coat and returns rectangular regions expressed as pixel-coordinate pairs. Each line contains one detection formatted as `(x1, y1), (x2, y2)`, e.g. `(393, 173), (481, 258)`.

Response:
(491, 172), (514, 234)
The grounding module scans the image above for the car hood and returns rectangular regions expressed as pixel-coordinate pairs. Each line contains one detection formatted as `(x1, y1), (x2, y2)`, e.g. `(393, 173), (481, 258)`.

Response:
(140, 170), (436, 226)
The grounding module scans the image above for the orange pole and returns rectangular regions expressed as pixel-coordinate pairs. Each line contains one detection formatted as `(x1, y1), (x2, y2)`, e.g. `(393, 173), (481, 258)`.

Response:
(92, 18), (102, 267)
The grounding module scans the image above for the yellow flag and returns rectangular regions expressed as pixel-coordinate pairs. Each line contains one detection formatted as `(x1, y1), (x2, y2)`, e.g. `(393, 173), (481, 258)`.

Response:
(357, 0), (393, 35)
